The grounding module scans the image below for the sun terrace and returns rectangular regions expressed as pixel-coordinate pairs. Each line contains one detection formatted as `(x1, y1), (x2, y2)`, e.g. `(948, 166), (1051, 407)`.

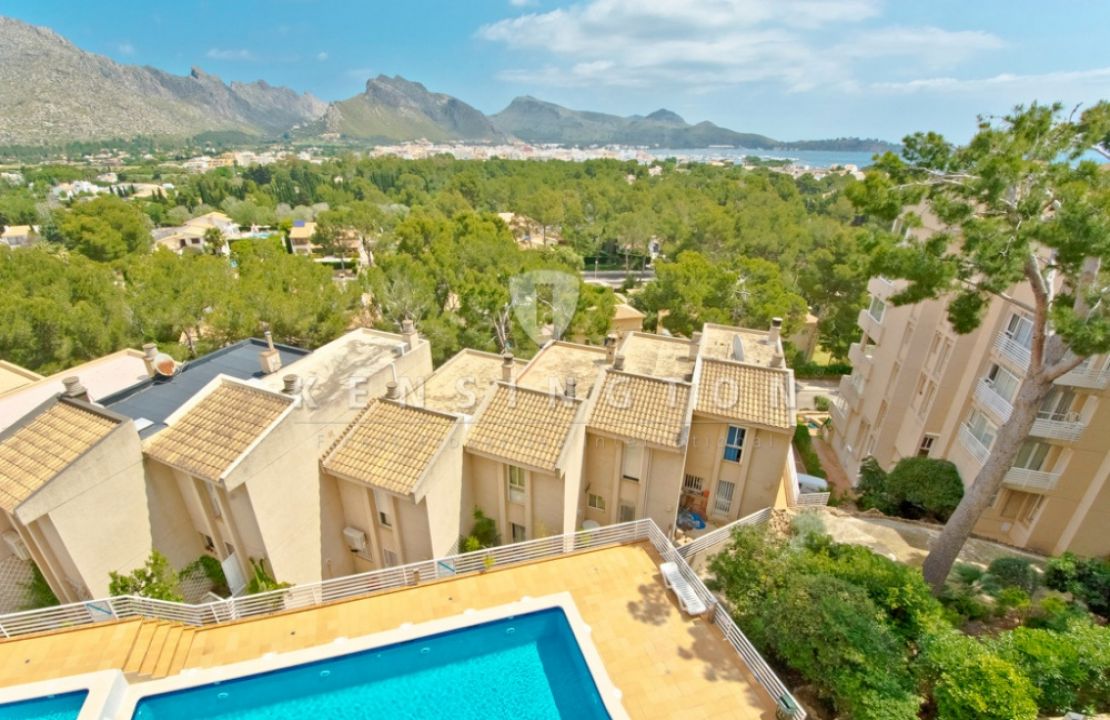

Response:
(0, 520), (799, 719)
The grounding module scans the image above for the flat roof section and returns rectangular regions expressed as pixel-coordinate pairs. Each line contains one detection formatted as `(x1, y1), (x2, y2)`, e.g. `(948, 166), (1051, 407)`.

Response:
(103, 339), (308, 437)
(516, 342), (609, 397)
(618, 333), (695, 381)
(413, 349), (527, 415)
(0, 350), (150, 434)
(0, 361), (42, 396)
(700, 324), (778, 367)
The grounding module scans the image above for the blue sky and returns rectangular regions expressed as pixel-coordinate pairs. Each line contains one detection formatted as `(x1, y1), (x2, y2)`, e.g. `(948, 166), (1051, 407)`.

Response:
(3, 0), (1108, 141)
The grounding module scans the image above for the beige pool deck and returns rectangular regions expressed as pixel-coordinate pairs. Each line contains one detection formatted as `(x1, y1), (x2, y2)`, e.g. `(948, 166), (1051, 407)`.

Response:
(0, 543), (775, 719)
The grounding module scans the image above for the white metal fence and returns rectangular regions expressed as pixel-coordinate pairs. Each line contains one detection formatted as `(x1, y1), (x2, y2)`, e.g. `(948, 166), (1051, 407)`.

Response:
(675, 508), (773, 560)
(0, 518), (804, 719)
(795, 492), (832, 506)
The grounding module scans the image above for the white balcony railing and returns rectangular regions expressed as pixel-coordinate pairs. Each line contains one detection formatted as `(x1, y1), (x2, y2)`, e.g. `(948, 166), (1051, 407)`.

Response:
(848, 342), (874, 378)
(867, 276), (898, 300)
(993, 332), (1032, 370)
(959, 424), (991, 465)
(1004, 467), (1062, 493)
(1057, 358), (1110, 390)
(857, 308), (884, 344)
(975, 379), (1014, 423)
(829, 396), (849, 427)
(1030, 415), (1086, 443)
(839, 374), (864, 407)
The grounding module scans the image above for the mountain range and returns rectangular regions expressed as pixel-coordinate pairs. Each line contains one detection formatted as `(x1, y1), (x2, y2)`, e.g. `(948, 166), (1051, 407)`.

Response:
(0, 16), (897, 152)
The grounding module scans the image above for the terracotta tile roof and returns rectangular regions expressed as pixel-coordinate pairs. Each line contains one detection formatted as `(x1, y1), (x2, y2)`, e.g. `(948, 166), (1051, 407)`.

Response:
(0, 399), (121, 512)
(696, 359), (792, 429)
(589, 372), (689, 447)
(467, 384), (581, 471)
(322, 400), (456, 495)
(144, 382), (292, 481)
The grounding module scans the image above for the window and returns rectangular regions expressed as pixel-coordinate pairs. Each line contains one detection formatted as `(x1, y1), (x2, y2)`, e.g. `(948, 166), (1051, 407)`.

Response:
(1013, 440), (1050, 471)
(918, 434), (937, 457)
(373, 489), (392, 527)
(935, 338), (953, 374)
(618, 504), (636, 523)
(868, 296), (886, 323)
(920, 381), (937, 417)
(511, 523), (526, 543)
(507, 465), (526, 504)
(1039, 387), (1076, 421)
(713, 480), (736, 515)
(723, 426), (746, 463)
(382, 548), (398, 567)
(966, 409), (998, 450)
(683, 474), (703, 493)
(621, 443), (643, 481)
(200, 533), (216, 552)
(999, 490), (1044, 526)
(986, 364), (1019, 402)
(1005, 313), (1034, 349)
(588, 493), (606, 511)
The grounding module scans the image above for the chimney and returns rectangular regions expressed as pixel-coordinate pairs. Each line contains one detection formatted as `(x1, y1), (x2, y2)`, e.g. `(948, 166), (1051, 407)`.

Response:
(604, 333), (618, 364)
(564, 376), (577, 399)
(501, 352), (515, 383)
(282, 374), (302, 395)
(613, 354), (625, 371)
(769, 317), (783, 348)
(259, 330), (283, 374)
(385, 381), (401, 400)
(142, 343), (158, 377)
(61, 376), (90, 403)
(731, 335), (745, 362)
(688, 331), (702, 361)
(401, 318), (417, 351)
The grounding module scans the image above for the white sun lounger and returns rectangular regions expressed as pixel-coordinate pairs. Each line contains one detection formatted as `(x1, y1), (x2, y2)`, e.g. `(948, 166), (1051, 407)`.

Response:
(660, 561), (707, 616)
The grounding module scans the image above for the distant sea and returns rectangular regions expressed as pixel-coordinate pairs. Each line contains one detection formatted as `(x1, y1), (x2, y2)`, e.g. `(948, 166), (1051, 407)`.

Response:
(648, 147), (884, 169)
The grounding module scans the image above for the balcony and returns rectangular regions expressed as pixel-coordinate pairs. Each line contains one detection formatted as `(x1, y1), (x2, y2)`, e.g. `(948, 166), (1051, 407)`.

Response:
(1004, 467), (1061, 493)
(867, 276), (898, 301)
(848, 342), (874, 379)
(974, 379), (1014, 424)
(1030, 415), (1086, 443)
(838, 374), (864, 407)
(857, 308), (884, 344)
(958, 424), (991, 465)
(829, 396), (849, 427)
(993, 332), (1031, 371)
(1057, 358), (1110, 390)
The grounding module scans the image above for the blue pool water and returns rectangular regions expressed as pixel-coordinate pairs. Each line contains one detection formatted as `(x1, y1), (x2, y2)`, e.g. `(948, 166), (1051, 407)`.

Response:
(133, 608), (610, 719)
(0, 691), (87, 720)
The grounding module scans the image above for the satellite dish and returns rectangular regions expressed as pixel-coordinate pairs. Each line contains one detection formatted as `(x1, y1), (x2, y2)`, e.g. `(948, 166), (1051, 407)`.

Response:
(153, 353), (178, 377)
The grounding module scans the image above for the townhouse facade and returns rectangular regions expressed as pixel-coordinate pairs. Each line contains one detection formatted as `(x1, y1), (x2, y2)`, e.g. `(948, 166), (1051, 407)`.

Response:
(830, 274), (1110, 557)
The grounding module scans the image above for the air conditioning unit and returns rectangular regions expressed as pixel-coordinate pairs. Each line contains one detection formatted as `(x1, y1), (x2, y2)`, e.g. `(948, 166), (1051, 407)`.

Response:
(342, 527), (368, 552)
(2, 530), (31, 561)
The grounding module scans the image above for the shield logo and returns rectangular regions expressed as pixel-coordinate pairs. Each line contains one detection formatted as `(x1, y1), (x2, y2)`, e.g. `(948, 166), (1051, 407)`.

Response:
(509, 270), (579, 345)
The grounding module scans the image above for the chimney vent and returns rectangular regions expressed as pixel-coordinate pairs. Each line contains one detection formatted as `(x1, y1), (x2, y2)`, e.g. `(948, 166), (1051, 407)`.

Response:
(731, 336), (745, 362)
(688, 331), (702, 361)
(613, 354), (625, 371)
(604, 333), (618, 363)
(142, 343), (158, 377)
(564, 376), (577, 399)
(61, 376), (90, 402)
(259, 331), (282, 374)
(768, 317), (782, 347)
(282, 374), (302, 395)
(385, 381), (401, 400)
(401, 318), (417, 351)
(501, 352), (515, 383)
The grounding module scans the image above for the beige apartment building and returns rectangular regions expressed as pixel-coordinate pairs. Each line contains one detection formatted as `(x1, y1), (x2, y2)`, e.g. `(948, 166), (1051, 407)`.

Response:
(831, 274), (1110, 557)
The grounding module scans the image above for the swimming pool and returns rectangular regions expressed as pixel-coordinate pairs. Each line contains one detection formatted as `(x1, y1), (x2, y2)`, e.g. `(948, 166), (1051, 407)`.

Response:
(131, 607), (610, 719)
(0, 690), (87, 720)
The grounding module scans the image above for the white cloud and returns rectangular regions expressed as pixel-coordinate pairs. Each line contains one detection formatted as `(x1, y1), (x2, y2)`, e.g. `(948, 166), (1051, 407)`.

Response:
(117, 42), (135, 56)
(478, 0), (1004, 92)
(872, 66), (1110, 95)
(316, 51), (329, 61)
(206, 48), (255, 61)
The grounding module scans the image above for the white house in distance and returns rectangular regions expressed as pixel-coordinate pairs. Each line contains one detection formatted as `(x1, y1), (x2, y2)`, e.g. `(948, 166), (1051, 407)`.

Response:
(1, 225), (36, 249)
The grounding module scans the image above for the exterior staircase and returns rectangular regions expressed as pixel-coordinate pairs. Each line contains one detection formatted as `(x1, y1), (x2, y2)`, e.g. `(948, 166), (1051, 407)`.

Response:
(122, 619), (197, 680)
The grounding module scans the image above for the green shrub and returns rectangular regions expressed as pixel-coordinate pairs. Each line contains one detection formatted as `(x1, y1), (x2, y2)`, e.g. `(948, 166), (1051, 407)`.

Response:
(460, 506), (499, 550)
(939, 585), (994, 623)
(1025, 595), (1088, 631)
(985, 556), (1039, 595)
(246, 558), (290, 594)
(108, 550), (183, 601)
(994, 587), (1032, 616)
(991, 623), (1110, 714)
(814, 395), (831, 412)
(21, 565), (59, 609)
(759, 575), (920, 720)
(793, 423), (827, 479)
(920, 630), (1038, 720)
(1044, 552), (1110, 617)
(181, 554), (230, 597)
(856, 456), (892, 512)
(885, 457), (964, 521)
